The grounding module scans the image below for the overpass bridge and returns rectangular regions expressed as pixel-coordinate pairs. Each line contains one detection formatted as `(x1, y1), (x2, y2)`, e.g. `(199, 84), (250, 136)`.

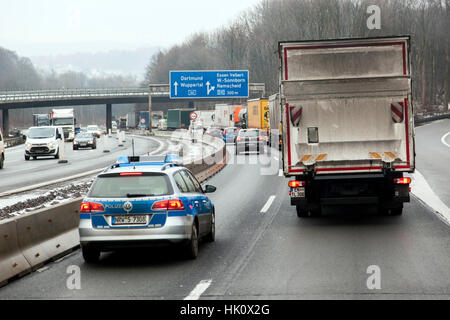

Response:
(0, 83), (265, 134)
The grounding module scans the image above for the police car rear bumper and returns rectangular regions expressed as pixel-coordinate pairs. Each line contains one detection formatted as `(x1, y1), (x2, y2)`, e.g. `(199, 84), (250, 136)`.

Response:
(79, 215), (193, 247)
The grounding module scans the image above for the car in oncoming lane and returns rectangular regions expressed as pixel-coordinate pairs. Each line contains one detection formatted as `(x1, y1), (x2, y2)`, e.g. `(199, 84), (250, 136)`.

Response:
(86, 125), (102, 138)
(73, 132), (97, 150)
(78, 154), (217, 262)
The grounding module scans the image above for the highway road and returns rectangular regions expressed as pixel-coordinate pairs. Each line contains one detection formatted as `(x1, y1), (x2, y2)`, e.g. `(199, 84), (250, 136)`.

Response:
(0, 135), (164, 193)
(0, 120), (449, 299)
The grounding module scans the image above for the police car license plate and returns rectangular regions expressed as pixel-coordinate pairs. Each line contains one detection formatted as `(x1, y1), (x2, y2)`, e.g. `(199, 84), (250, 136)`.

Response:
(113, 215), (147, 225)
(291, 188), (305, 198)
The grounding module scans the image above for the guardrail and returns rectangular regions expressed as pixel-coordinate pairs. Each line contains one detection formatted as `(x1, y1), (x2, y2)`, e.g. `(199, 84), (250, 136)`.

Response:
(0, 136), (227, 287)
(4, 136), (24, 148)
(414, 113), (450, 124)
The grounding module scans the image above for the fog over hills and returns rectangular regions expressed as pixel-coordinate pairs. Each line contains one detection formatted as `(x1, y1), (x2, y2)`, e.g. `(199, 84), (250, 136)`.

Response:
(30, 46), (160, 81)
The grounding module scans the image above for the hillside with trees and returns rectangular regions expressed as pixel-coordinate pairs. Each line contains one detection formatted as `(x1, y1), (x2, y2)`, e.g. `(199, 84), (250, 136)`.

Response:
(144, 0), (449, 112)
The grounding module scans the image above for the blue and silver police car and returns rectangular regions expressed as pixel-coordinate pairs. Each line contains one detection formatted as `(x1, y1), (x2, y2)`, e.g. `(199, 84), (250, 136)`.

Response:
(78, 154), (217, 262)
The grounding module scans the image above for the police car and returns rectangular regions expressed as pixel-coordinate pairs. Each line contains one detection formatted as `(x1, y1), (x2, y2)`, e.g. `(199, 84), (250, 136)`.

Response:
(78, 154), (217, 262)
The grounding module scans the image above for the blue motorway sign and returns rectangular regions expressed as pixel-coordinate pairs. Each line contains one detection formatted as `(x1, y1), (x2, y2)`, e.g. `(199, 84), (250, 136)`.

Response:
(170, 70), (249, 99)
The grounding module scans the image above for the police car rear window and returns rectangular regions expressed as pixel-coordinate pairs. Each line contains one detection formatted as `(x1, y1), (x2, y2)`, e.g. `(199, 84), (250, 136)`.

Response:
(88, 173), (173, 198)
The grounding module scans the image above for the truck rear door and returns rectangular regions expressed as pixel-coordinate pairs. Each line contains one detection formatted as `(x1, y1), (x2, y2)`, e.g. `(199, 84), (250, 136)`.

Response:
(280, 37), (414, 176)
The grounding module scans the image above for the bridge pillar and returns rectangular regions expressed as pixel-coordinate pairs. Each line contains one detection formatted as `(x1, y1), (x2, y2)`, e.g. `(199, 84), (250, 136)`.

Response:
(1, 108), (9, 136)
(106, 104), (112, 133)
(148, 93), (152, 133)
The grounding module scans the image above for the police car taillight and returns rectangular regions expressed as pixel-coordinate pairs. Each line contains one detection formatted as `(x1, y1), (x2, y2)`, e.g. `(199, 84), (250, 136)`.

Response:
(120, 172), (143, 176)
(80, 202), (105, 213)
(152, 199), (185, 211)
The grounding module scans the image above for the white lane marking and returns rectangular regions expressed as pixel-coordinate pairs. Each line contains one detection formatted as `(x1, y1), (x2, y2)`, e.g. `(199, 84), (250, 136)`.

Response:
(441, 132), (450, 148)
(261, 195), (276, 213)
(184, 279), (212, 300)
(410, 170), (450, 226)
(278, 169), (283, 177)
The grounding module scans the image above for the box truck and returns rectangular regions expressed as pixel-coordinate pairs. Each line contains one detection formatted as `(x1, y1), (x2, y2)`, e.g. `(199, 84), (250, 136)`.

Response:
(50, 108), (75, 141)
(167, 109), (195, 130)
(280, 36), (415, 217)
(247, 98), (269, 132)
(269, 94), (282, 150)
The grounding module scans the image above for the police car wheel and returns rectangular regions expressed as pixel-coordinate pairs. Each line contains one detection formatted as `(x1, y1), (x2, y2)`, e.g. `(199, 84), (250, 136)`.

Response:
(82, 245), (100, 263)
(55, 151), (60, 159)
(185, 223), (199, 259)
(204, 212), (215, 243)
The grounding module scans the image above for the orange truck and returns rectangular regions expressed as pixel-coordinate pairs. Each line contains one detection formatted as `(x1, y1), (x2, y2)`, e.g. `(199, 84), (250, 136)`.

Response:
(247, 98), (269, 134)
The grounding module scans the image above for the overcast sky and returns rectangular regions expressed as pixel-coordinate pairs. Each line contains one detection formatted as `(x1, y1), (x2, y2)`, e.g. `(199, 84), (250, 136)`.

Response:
(0, 0), (261, 57)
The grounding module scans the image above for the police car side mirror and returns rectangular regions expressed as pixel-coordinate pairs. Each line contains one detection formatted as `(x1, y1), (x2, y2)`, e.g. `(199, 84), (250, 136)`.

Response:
(204, 185), (216, 193)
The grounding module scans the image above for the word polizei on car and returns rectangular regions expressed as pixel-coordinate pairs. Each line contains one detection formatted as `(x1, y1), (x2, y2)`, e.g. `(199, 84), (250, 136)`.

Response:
(78, 154), (217, 262)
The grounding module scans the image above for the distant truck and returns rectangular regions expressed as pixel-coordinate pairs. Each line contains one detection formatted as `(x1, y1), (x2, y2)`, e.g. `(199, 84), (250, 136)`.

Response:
(126, 112), (136, 129)
(50, 108), (75, 141)
(119, 116), (127, 129)
(167, 109), (195, 130)
(196, 110), (215, 128)
(214, 104), (236, 128)
(280, 36), (415, 217)
(151, 111), (164, 129)
(32, 114), (50, 127)
(247, 98), (269, 134)
(268, 94), (282, 150)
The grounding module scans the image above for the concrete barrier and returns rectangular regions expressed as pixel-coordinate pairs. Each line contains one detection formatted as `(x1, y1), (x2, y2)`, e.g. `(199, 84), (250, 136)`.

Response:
(15, 199), (82, 269)
(0, 218), (31, 286)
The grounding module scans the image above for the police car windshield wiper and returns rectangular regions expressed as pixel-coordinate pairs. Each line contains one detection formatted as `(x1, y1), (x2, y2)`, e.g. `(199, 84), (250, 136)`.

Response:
(126, 193), (155, 198)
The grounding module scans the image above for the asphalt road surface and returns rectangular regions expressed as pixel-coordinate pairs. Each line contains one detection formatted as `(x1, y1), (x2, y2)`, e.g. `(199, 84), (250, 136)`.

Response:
(0, 120), (449, 299)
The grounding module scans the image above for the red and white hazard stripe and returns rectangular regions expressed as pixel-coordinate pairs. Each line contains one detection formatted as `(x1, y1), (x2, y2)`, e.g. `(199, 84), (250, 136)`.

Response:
(391, 101), (404, 123)
(290, 105), (302, 127)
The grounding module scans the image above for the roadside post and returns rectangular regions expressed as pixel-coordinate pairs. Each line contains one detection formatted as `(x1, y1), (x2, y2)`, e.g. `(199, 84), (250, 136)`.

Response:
(57, 139), (68, 164)
(103, 134), (110, 153)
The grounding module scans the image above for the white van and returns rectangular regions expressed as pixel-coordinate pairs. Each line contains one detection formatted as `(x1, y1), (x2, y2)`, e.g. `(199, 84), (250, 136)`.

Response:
(24, 126), (65, 160)
(0, 129), (5, 169)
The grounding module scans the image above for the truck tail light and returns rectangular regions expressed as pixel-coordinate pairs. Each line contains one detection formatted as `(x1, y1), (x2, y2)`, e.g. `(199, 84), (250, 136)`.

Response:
(152, 199), (185, 211)
(288, 181), (306, 188)
(393, 177), (411, 185)
(80, 202), (105, 213)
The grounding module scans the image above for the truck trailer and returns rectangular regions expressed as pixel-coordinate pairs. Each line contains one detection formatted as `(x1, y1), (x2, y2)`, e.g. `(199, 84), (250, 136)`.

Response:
(280, 36), (415, 217)
(50, 108), (75, 141)
(32, 114), (50, 127)
(167, 109), (195, 130)
(247, 98), (269, 133)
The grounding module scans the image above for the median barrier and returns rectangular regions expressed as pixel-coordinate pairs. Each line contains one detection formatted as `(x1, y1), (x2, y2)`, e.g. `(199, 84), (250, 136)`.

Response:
(15, 199), (82, 269)
(0, 218), (31, 286)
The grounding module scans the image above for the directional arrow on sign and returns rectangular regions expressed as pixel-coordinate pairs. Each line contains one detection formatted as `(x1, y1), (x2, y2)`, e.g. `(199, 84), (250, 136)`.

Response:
(206, 81), (215, 95)
(173, 81), (178, 96)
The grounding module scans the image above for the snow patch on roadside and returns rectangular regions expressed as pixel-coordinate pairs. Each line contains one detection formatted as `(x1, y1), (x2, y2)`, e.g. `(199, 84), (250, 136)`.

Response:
(409, 170), (450, 226)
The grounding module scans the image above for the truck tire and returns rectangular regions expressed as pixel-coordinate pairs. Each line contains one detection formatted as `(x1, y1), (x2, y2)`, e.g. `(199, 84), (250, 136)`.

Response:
(54, 150), (60, 159)
(296, 205), (309, 218)
(390, 208), (403, 216)
(24, 155), (30, 161)
(0, 153), (4, 169)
